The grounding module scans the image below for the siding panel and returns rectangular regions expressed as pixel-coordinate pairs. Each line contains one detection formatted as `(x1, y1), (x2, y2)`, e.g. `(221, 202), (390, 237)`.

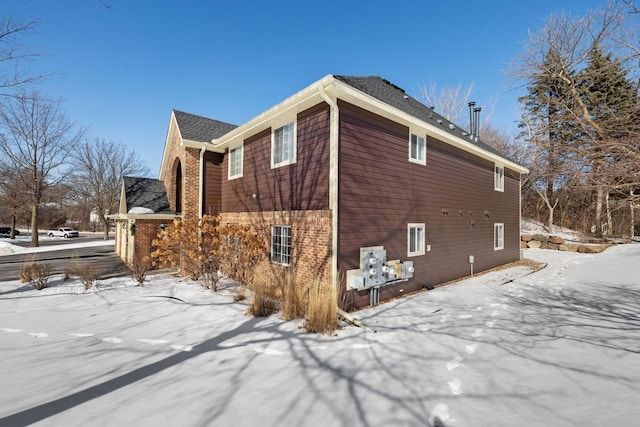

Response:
(337, 101), (521, 308)
(221, 103), (331, 213)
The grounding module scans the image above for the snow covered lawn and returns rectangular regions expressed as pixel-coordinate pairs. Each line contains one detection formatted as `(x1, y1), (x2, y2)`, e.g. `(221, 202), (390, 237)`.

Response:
(1, 244), (639, 426)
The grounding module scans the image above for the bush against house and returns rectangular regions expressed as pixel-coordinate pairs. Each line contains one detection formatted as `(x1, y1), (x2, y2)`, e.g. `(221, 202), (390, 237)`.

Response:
(150, 215), (265, 289)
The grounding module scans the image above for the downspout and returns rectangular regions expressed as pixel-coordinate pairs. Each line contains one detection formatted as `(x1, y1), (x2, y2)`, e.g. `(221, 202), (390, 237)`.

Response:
(318, 82), (339, 290)
(519, 173), (524, 260)
(199, 146), (206, 218)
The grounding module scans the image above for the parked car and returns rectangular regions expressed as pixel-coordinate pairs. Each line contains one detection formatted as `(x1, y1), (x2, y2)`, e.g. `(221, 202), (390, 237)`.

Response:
(0, 227), (20, 237)
(48, 227), (79, 238)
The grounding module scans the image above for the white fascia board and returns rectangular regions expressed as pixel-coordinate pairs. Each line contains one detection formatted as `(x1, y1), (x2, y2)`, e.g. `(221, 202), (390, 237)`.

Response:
(212, 75), (335, 150)
(158, 111), (181, 181)
(108, 213), (178, 221)
(328, 80), (530, 175)
(181, 139), (226, 152)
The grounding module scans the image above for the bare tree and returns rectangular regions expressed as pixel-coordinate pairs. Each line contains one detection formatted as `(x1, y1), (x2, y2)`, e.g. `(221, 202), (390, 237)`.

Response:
(0, 165), (30, 237)
(71, 138), (148, 240)
(419, 80), (474, 124)
(0, 90), (83, 246)
(509, 2), (640, 236)
(0, 15), (43, 96)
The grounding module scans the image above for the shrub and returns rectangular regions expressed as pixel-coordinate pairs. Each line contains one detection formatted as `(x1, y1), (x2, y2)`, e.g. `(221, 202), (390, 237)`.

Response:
(151, 215), (222, 282)
(151, 216), (266, 292)
(305, 278), (338, 334)
(62, 252), (82, 281)
(247, 264), (277, 317)
(78, 265), (102, 290)
(129, 257), (151, 285)
(21, 262), (53, 290)
(233, 287), (247, 302)
(281, 269), (306, 321)
(217, 223), (265, 288)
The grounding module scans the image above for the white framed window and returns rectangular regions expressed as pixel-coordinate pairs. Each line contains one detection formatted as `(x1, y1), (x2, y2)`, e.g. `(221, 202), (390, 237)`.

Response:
(271, 225), (292, 265)
(407, 223), (426, 257)
(494, 223), (504, 250)
(409, 133), (426, 165)
(228, 145), (243, 179)
(271, 121), (296, 168)
(494, 165), (504, 192)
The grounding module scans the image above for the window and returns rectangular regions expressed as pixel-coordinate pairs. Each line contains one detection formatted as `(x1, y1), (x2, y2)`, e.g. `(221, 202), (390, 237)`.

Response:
(228, 145), (243, 179)
(494, 223), (504, 250)
(495, 165), (504, 191)
(407, 223), (426, 257)
(409, 133), (426, 164)
(271, 121), (296, 168)
(271, 225), (292, 265)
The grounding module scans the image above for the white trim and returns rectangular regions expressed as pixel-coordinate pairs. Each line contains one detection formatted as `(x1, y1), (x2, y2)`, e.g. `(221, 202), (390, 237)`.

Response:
(494, 164), (505, 192)
(271, 121), (297, 169)
(409, 132), (426, 165)
(494, 223), (505, 250)
(330, 79), (529, 174)
(198, 146), (205, 218)
(271, 224), (292, 266)
(228, 144), (244, 180)
(318, 84), (340, 291)
(407, 223), (426, 257)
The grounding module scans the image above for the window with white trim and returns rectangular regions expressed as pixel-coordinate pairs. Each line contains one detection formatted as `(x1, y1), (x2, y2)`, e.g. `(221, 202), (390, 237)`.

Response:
(495, 165), (504, 191)
(407, 223), (426, 257)
(494, 223), (504, 250)
(271, 225), (291, 265)
(409, 133), (426, 164)
(228, 145), (243, 179)
(271, 121), (296, 168)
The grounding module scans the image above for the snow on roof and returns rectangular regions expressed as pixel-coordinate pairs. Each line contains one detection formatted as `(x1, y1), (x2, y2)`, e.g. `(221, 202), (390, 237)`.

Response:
(128, 207), (155, 214)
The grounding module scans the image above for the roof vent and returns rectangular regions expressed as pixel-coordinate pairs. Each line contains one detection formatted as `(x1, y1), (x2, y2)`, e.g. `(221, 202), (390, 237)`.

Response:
(448, 124), (455, 130)
(437, 119), (443, 124)
(403, 94), (410, 99)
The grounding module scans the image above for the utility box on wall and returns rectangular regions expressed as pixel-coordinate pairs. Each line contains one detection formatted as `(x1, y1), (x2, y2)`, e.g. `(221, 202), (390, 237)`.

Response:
(345, 246), (415, 291)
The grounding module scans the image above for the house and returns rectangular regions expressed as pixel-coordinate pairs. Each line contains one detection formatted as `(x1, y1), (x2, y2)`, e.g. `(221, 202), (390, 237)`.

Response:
(114, 74), (528, 308)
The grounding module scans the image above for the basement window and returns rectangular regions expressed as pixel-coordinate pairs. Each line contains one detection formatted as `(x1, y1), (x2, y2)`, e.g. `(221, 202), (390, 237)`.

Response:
(271, 121), (296, 168)
(494, 223), (504, 250)
(228, 145), (243, 179)
(271, 225), (292, 266)
(407, 223), (425, 257)
(495, 165), (504, 192)
(409, 133), (426, 165)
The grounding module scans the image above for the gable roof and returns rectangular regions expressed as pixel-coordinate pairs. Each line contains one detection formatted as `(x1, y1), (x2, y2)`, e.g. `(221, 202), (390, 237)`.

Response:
(173, 110), (237, 143)
(166, 74), (527, 175)
(122, 176), (173, 214)
(333, 75), (507, 159)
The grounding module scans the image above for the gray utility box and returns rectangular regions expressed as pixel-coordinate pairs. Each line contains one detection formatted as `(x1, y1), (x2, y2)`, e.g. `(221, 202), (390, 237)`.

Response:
(362, 249), (387, 288)
(346, 246), (416, 291)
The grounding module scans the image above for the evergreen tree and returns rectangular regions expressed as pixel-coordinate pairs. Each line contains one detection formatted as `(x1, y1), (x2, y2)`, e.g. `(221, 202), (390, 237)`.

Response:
(576, 44), (638, 235)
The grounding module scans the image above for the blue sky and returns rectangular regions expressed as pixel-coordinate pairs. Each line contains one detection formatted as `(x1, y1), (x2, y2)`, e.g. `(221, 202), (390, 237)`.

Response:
(4, 0), (608, 175)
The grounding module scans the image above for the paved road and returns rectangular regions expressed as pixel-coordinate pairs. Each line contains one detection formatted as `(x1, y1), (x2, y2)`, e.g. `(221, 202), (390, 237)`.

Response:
(0, 238), (129, 282)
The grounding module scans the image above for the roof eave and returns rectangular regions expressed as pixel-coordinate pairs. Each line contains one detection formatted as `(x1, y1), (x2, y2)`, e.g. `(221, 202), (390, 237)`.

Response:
(327, 80), (529, 174)
(212, 74), (336, 150)
(108, 213), (178, 220)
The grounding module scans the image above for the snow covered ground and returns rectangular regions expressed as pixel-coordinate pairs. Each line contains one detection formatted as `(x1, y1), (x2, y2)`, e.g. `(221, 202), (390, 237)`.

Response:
(1, 243), (639, 426)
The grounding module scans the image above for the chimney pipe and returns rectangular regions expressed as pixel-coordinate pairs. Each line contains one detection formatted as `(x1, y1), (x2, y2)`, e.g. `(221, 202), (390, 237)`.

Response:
(468, 102), (476, 137)
(473, 107), (481, 141)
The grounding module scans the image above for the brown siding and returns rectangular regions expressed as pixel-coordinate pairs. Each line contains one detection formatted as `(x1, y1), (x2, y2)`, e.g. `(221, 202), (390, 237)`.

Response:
(221, 102), (331, 213)
(337, 101), (521, 308)
(202, 151), (224, 216)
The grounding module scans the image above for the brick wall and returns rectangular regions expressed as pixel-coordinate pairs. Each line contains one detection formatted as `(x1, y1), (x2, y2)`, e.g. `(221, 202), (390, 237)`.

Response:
(220, 209), (332, 286)
(133, 219), (173, 265)
(165, 128), (201, 220)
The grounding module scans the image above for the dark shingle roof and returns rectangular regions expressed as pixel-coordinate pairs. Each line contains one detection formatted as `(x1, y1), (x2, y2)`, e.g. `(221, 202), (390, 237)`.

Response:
(333, 75), (506, 159)
(123, 176), (173, 214)
(173, 110), (237, 143)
